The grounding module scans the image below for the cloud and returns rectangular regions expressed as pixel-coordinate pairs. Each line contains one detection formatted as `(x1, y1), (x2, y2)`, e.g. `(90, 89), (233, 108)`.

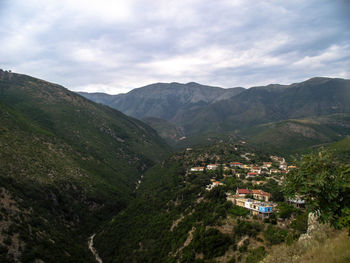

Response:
(0, 0), (349, 94)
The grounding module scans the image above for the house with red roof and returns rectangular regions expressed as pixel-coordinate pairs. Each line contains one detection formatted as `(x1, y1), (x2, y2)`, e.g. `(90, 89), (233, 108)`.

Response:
(252, 190), (271, 202)
(263, 162), (272, 168)
(236, 188), (251, 196)
(247, 172), (258, 178)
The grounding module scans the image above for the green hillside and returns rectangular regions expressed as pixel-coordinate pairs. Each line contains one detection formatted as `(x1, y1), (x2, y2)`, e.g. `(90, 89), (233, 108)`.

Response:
(245, 114), (350, 154)
(92, 143), (304, 263)
(0, 70), (170, 262)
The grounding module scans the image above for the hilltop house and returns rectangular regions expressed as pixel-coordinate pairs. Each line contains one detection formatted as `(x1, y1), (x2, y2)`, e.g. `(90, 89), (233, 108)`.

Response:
(206, 181), (223, 191)
(247, 172), (258, 178)
(206, 164), (217, 170)
(230, 162), (244, 168)
(230, 197), (274, 218)
(190, 167), (205, 172)
(263, 162), (272, 168)
(250, 166), (261, 174)
(236, 188), (251, 197)
(252, 190), (271, 202)
(288, 197), (306, 208)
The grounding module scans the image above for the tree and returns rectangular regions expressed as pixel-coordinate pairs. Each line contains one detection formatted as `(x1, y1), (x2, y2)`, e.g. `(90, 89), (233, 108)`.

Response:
(283, 150), (350, 230)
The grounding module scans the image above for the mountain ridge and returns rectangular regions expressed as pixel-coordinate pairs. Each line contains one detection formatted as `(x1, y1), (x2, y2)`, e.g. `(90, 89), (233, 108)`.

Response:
(79, 82), (245, 120)
(79, 77), (350, 152)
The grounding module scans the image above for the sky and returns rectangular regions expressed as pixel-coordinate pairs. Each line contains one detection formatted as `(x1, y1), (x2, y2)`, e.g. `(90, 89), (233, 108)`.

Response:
(0, 0), (349, 94)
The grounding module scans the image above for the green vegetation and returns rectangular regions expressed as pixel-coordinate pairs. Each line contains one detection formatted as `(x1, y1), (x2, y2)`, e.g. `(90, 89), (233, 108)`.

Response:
(262, 227), (350, 263)
(234, 220), (263, 238)
(0, 71), (170, 262)
(284, 150), (350, 230)
(3, 71), (350, 262)
(263, 225), (288, 245)
(245, 246), (266, 263)
(247, 115), (350, 155)
(192, 228), (232, 259)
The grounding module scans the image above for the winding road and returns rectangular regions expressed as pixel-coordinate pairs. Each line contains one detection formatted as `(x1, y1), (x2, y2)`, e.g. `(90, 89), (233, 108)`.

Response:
(88, 234), (103, 263)
(89, 175), (144, 262)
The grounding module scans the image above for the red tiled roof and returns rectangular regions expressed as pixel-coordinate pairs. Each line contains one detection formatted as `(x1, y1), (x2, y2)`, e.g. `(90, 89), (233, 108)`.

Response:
(252, 190), (271, 197)
(237, 189), (251, 194)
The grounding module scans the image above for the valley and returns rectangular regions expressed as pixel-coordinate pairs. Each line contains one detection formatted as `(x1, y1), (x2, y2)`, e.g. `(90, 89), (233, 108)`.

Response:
(0, 70), (349, 263)
(2, 1), (349, 262)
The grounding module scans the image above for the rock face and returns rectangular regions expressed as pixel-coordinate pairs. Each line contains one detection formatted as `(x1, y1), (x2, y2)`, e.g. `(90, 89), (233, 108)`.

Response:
(299, 212), (322, 242)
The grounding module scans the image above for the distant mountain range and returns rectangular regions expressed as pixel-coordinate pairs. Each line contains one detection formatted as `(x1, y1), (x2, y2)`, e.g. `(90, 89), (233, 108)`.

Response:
(79, 77), (350, 152)
(79, 82), (244, 121)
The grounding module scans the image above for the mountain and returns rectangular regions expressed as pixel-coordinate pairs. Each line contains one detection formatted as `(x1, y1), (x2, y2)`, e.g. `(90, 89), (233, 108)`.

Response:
(0, 70), (170, 262)
(80, 77), (350, 151)
(178, 77), (350, 135)
(79, 82), (244, 121)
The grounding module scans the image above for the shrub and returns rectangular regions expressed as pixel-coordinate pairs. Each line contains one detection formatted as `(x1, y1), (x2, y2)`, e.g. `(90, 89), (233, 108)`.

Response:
(192, 228), (232, 259)
(291, 212), (308, 233)
(234, 219), (263, 238)
(229, 205), (250, 217)
(245, 246), (266, 263)
(263, 225), (288, 245)
(277, 203), (295, 219)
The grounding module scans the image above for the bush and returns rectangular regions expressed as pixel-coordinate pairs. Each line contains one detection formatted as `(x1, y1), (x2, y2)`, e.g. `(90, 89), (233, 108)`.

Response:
(263, 225), (288, 245)
(291, 212), (308, 233)
(246, 246), (266, 263)
(192, 228), (232, 259)
(229, 205), (249, 217)
(277, 203), (295, 219)
(239, 239), (249, 253)
(234, 219), (263, 238)
(283, 150), (350, 230)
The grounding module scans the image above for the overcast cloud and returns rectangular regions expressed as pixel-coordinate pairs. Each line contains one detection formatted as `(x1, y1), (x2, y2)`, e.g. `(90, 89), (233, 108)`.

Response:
(0, 0), (349, 94)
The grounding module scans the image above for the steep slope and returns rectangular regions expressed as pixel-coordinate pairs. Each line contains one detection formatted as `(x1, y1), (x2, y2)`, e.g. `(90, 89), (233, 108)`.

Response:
(79, 82), (244, 120)
(244, 114), (350, 154)
(0, 70), (170, 262)
(92, 143), (304, 263)
(142, 117), (185, 146)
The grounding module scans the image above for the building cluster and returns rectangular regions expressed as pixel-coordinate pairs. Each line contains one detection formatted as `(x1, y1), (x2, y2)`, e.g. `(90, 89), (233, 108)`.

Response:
(227, 188), (276, 218)
(187, 152), (305, 218)
(190, 154), (296, 179)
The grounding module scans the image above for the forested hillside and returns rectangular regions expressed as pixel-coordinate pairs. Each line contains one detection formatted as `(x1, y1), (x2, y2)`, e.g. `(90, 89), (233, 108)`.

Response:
(0, 70), (170, 262)
(94, 143), (311, 263)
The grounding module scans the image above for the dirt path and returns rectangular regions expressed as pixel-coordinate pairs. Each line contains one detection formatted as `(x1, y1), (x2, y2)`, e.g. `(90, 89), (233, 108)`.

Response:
(88, 234), (103, 263)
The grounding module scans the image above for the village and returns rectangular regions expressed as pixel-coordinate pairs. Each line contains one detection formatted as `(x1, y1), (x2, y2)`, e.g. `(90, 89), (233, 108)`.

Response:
(188, 153), (302, 218)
